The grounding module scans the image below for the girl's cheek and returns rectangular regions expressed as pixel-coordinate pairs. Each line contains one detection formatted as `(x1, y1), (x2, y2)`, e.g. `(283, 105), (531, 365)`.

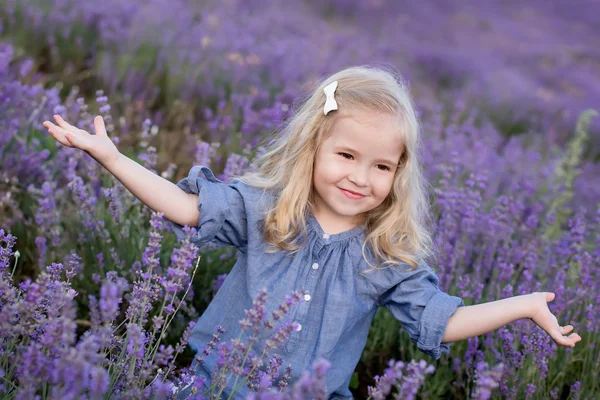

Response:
(328, 157), (345, 171)
(373, 176), (394, 193)
(335, 163), (351, 175)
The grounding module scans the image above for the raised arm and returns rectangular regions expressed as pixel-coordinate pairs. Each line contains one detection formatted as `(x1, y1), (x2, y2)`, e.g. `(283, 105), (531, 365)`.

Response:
(102, 152), (199, 227)
(442, 292), (581, 348)
(42, 115), (199, 228)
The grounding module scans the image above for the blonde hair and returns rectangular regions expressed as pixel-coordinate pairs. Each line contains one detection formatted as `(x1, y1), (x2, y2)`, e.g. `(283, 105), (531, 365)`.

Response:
(237, 65), (434, 272)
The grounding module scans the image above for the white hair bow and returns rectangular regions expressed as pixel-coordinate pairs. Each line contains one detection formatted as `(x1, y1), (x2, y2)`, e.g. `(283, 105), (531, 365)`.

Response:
(323, 80), (338, 115)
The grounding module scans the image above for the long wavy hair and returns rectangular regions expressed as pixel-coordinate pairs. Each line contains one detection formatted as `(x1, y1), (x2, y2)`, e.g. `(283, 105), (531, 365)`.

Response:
(237, 65), (434, 271)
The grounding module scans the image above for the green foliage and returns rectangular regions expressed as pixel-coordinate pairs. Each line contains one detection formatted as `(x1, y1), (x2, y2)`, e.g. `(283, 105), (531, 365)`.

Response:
(349, 372), (359, 390)
(480, 99), (544, 137)
(361, 307), (401, 364)
(543, 109), (598, 241)
(0, 2), (102, 75)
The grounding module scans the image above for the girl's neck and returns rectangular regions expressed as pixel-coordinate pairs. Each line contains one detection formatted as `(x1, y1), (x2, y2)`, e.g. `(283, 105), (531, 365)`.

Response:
(310, 207), (365, 235)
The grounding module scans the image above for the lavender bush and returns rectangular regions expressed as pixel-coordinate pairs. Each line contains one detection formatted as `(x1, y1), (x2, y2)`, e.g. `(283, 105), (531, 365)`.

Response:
(1, 0), (598, 147)
(1, 0), (600, 398)
(0, 225), (204, 398)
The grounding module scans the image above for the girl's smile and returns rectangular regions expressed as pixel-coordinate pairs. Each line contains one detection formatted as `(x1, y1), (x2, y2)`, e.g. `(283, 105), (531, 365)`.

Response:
(339, 187), (366, 199)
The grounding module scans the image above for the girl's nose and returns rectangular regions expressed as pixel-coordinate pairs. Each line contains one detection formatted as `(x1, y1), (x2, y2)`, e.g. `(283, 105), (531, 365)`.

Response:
(348, 167), (369, 186)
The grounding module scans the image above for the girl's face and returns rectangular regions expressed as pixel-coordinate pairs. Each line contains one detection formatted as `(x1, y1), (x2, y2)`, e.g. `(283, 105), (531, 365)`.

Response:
(312, 107), (404, 233)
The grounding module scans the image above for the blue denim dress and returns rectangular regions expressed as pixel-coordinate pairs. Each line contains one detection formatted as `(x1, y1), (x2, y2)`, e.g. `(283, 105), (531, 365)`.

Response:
(169, 166), (464, 399)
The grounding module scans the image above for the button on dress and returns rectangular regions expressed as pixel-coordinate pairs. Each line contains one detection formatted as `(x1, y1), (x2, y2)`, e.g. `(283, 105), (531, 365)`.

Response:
(168, 166), (464, 399)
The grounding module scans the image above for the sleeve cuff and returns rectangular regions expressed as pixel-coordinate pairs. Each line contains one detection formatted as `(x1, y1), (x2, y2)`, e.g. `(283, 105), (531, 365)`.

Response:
(168, 166), (222, 245)
(417, 291), (465, 360)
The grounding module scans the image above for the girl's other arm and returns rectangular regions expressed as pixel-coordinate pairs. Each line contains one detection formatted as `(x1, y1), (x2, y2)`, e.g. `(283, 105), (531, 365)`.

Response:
(43, 115), (199, 228)
(442, 292), (581, 348)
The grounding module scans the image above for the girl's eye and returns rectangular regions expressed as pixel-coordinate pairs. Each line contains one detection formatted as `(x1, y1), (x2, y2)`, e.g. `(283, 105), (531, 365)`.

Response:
(339, 152), (353, 160)
(376, 165), (391, 171)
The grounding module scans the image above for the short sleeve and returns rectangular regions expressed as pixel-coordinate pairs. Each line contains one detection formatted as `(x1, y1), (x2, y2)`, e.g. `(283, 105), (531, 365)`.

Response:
(167, 165), (248, 250)
(378, 260), (464, 360)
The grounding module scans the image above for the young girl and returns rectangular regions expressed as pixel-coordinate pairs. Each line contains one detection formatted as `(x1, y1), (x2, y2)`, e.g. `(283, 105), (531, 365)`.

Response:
(43, 65), (581, 399)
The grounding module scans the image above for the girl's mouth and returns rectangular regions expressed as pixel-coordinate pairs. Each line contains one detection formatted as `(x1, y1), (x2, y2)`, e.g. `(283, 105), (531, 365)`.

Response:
(339, 188), (365, 199)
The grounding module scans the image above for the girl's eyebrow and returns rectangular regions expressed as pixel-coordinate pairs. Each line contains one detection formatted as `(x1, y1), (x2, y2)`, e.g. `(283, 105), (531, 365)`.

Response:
(335, 146), (399, 165)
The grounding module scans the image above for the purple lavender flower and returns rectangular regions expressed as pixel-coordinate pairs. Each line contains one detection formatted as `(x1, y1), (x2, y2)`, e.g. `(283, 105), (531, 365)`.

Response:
(126, 323), (147, 358)
(239, 288), (268, 334)
(0, 229), (17, 275)
(63, 250), (83, 280)
(142, 212), (165, 274)
(220, 153), (249, 183)
(367, 359), (434, 400)
(211, 273), (227, 296)
(196, 325), (225, 365)
(570, 381), (581, 400)
(103, 184), (124, 225)
(159, 233), (199, 301)
(35, 235), (47, 270)
(99, 280), (123, 323)
(194, 141), (221, 167)
(139, 146), (158, 174)
(471, 361), (504, 400)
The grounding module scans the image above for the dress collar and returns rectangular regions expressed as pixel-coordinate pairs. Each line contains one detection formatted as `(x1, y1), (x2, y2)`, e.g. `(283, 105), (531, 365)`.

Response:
(306, 212), (365, 243)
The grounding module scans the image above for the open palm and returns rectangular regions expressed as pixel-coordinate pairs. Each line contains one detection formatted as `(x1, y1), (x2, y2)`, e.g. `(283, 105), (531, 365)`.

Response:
(530, 292), (582, 348)
(42, 115), (120, 168)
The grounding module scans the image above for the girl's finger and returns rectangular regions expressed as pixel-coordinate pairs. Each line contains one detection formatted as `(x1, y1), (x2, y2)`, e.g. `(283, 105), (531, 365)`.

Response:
(545, 292), (556, 302)
(560, 325), (574, 335)
(44, 121), (77, 138)
(93, 115), (108, 137)
(46, 122), (86, 149)
(54, 115), (77, 131)
(568, 332), (581, 342)
(43, 120), (59, 130)
(63, 131), (82, 148)
(50, 124), (79, 140)
(47, 127), (74, 148)
(557, 332), (581, 348)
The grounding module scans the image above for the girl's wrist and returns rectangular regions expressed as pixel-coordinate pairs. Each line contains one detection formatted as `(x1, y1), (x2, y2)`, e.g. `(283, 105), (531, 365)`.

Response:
(527, 292), (549, 319)
(101, 151), (123, 172)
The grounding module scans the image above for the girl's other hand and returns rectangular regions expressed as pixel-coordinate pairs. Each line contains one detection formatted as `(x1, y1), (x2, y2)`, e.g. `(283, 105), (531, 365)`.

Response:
(529, 292), (582, 348)
(42, 115), (121, 168)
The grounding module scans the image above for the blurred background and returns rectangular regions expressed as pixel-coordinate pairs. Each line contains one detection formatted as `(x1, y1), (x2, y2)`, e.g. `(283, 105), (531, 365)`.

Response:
(1, 0), (599, 398)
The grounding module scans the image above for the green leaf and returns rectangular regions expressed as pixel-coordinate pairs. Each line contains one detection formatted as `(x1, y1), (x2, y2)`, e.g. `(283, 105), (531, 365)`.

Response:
(349, 372), (359, 389)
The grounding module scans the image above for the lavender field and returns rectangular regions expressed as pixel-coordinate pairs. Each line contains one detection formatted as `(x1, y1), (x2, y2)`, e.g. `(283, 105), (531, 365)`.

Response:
(1, 0), (599, 399)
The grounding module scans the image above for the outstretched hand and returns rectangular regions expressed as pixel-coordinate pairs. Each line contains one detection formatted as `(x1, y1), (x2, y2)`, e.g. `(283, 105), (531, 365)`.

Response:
(42, 115), (120, 168)
(530, 292), (582, 348)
